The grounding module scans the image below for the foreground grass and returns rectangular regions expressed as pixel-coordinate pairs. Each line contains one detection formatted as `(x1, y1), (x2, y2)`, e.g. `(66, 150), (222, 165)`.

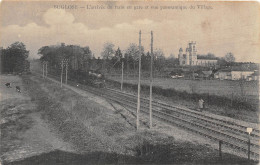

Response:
(4, 74), (256, 165)
(0, 75), (37, 162)
(0, 102), (34, 154)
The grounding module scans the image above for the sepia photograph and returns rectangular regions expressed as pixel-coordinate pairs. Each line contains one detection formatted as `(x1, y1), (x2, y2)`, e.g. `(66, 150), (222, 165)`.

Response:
(0, 1), (259, 164)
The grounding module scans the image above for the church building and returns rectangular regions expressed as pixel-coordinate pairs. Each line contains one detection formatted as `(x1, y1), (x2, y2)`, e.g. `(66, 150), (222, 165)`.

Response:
(178, 41), (218, 66)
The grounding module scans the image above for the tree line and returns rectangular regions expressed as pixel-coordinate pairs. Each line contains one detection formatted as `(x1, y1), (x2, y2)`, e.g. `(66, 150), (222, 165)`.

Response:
(38, 42), (181, 75)
(0, 41), (238, 75)
(38, 42), (238, 75)
(1, 42), (30, 74)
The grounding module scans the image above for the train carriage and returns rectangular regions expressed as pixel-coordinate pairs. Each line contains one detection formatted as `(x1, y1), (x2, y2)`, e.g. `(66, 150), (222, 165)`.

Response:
(70, 69), (105, 88)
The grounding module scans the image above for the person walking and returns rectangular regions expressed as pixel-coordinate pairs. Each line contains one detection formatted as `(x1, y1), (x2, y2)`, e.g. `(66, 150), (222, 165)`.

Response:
(198, 98), (204, 111)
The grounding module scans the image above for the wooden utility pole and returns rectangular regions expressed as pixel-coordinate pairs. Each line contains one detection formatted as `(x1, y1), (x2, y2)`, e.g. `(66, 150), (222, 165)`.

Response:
(219, 140), (222, 161)
(136, 30), (141, 130)
(65, 60), (68, 84)
(126, 55), (129, 79)
(121, 61), (124, 91)
(42, 63), (45, 78)
(248, 134), (251, 161)
(231, 92), (233, 107)
(149, 31), (153, 129)
(246, 128), (252, 162)
(45, 63), (48, 78)
(42, 61), (47, 79)
(61, 60), (63, 87)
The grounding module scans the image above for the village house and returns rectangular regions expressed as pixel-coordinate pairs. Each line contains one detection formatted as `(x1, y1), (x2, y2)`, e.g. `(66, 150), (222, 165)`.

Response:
(246, 71), (259, 81)
(196, 58), (218, 67)
(197, 70), (213, 79)
(214, 68), (256, 80)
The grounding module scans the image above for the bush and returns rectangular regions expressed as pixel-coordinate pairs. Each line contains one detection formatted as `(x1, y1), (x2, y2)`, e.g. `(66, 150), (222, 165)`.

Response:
(106, 79), (257, 112)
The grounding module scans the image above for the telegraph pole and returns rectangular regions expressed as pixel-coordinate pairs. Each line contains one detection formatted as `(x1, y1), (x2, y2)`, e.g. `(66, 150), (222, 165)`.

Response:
(247, 128), (252, 162)
(136, 30), (141, 130)
(60, 60), (63, 87)
(42, 61), (47, 79)
(45, 62), (48, 78)
(248, 132), (251, 161)
(42, 63), (45, 78)
(149, 31), (153, 129)
(121, 61), (124, 91)
(65, 59), (68, 84)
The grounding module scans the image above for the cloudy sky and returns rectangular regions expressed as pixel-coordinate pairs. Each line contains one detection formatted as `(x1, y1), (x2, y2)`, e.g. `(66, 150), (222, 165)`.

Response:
(0, 1), (259, 62)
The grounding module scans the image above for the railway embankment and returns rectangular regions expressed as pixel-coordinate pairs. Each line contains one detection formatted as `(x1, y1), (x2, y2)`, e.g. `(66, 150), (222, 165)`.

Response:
(1, 74), (256, 164)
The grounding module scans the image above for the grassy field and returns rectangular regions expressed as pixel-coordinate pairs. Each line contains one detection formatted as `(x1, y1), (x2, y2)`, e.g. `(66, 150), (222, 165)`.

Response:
(1, 74), (255, 164)
(106, 75), (258, 100)
(106, 78), (259, 123)
(106, 75), (259, 112)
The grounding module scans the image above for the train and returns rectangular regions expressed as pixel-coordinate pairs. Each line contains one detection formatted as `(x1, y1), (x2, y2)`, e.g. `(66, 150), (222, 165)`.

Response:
(69, 69), (106, 88)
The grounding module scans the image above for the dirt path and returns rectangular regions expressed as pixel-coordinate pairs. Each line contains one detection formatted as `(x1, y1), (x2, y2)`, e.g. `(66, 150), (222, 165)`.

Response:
(28, 75), (135, 154)
(0, 75), (75, 163)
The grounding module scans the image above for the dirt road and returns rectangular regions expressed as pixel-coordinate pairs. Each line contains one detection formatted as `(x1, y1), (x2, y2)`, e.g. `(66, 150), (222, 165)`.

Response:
(0, 75), (74, 163)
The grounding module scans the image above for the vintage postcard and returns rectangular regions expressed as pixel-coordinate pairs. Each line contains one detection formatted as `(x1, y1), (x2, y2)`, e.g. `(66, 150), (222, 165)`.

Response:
(0, 0), (259, 164)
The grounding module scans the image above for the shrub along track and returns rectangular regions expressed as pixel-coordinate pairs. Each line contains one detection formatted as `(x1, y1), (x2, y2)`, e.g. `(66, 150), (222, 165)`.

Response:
(21, 75), (113, 153)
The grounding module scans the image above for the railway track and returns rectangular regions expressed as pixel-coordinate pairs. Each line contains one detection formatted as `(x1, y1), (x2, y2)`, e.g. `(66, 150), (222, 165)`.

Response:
(35, 72), (260, 160)
(108, 89), (260, 141)
(107, 88), (260, 138)
(103, 88), (259, 151)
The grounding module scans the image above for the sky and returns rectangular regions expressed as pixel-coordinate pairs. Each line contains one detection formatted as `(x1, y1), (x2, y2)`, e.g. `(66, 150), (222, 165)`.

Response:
(0, 1), (259, 62)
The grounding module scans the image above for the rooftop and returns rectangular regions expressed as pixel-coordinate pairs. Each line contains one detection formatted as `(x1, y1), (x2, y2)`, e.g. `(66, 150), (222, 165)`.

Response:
(218, 67), (255, 72)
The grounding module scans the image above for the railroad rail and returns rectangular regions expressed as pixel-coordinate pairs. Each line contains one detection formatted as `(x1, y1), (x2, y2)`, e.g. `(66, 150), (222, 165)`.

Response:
(107, 88), (260, 138)
(103, 89), (259, 147)
(34, 72), (260, 160)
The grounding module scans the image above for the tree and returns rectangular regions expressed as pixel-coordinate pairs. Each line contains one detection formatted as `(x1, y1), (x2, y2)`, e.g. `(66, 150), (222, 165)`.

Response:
(217, 57), (227, 66)
(154, 49), (164, 59)
(224, 52), (235, 63)
(3, 42), (29, 73)
(71, 45), (86, 70)
(82, 46), (92, 60)
(38, 44), (93, 72)
(125, 43), (144, 61)
(206, 53), (216, 59)
(154, 49), (166, 72)
(168, 53), (175, 59)
(126, 44), (138, 74)
(114, 47), (122, 61)
(112, 47), (123, 69)
(38, 45), (64, 70)
(101, 42), (115, 60)
(125, 43), (144, 75)
(38, 46), (51, 61)
(139, 52), (150, 71)
(165, 54), (178, 68)
(197, 53), (216, 59)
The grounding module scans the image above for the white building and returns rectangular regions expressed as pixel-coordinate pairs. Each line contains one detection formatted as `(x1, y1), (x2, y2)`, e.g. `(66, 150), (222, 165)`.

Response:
(196, 59), (218, 66)
(214, 69), (255, 80)
(231, 71), (254, 80)
(178, 41), (218, 66)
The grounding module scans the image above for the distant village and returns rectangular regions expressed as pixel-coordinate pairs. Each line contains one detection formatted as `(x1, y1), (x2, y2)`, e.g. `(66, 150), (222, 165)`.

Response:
(168, 41), (259, 81)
